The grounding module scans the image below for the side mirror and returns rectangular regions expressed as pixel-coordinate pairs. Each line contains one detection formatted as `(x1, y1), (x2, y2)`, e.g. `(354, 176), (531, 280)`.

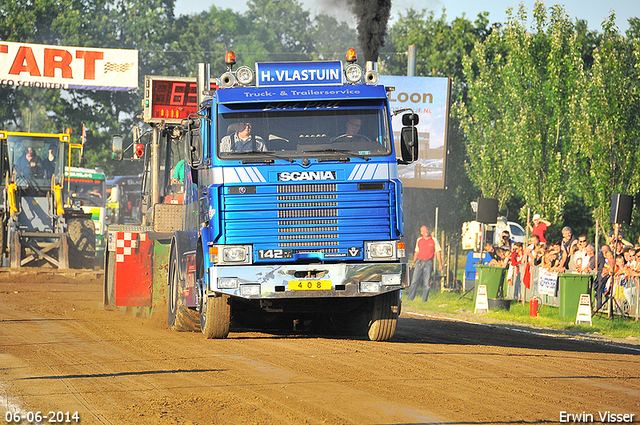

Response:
(111, 135), (123, 161)
(402, 113), (419, 126)
(185, 118), (203, 168)
(400, 113), (419, 163)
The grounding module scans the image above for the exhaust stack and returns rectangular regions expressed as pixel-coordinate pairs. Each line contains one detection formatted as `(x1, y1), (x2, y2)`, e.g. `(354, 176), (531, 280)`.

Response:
(197, 63), (210, 106)
(364, 61), (380, 85)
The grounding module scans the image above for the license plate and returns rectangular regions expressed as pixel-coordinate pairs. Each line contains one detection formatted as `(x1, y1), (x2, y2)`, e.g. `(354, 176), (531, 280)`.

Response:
(289, 280), (332, 291)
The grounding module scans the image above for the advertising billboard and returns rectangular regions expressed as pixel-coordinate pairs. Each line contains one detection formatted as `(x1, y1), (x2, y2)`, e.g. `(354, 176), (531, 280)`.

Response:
(0, 41), (138, 91)
(379, 75), (451, 189)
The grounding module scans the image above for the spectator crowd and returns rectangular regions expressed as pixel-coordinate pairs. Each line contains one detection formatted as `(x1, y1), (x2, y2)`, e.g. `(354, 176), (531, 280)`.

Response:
(483, 216), (640, 315)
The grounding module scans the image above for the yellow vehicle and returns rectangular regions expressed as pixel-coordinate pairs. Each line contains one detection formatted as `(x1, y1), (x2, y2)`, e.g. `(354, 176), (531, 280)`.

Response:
(1, 130), (94, 268)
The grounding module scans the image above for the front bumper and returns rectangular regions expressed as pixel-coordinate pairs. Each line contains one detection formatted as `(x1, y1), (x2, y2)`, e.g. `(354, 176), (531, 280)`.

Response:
(208, 262), (408, 299)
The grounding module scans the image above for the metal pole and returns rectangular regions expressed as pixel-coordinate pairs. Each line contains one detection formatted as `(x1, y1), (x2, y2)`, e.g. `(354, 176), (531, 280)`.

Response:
(434, 207), (438, 237)
(524, 207), (530, 306)
(407, 45), (416, 77)
(151, 126), (161, 214)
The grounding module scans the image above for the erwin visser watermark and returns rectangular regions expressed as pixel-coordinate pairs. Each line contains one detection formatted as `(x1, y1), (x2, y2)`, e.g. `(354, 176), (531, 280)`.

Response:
(560, 411), (635, 423)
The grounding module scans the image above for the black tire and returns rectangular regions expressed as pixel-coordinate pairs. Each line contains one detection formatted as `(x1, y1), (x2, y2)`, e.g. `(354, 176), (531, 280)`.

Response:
(367, 291), (400, 342)
(201, 294), (231, 339)
(68, 218), (96, 269)
(103, 250), (116, 309)
(167, 250), (199, 331)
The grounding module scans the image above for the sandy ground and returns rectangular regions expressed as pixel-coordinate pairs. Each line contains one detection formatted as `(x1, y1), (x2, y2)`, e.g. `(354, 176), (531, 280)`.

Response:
(1, 272), (639, 425)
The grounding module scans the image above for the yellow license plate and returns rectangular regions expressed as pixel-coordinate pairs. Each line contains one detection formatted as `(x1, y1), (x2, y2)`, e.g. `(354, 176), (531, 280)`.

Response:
(289, 280), (332, 291)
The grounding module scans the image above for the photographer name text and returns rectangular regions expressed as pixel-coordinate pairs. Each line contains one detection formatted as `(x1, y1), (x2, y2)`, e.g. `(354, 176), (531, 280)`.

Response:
(560, 411), (635, 423)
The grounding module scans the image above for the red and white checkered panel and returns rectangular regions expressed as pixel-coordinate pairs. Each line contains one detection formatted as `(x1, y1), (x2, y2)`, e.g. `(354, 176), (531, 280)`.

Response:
(115, 232), (147, 263)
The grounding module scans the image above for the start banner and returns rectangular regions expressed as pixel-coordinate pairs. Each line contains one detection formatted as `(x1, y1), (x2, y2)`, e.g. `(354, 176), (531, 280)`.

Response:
(0, 41), (138, 91)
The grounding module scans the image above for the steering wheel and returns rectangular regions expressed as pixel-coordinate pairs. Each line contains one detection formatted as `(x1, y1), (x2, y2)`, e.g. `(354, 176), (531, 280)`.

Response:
(330, 133), (373, 144)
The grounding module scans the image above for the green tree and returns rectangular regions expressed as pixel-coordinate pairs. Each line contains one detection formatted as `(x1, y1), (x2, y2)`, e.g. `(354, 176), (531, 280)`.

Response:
(458, 2), (583, 222)
(571, 13), (640, 234)
(245, 0), (313, 62)
(384, 8), (491, 99)
(310, 14), (358, 61)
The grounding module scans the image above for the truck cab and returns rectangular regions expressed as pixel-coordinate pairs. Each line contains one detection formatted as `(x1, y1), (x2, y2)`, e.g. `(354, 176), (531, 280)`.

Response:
(169, 53), (419, 341)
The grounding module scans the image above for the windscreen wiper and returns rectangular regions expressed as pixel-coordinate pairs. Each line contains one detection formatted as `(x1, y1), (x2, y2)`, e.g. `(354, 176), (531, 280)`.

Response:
(225, 150), (294, 164)
(303, 149), (370, 161)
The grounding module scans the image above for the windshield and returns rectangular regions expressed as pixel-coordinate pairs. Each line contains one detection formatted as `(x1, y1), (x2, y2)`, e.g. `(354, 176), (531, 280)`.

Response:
(64, 178), (106, 207)
(217, 99), (391, 160)
(7, 135), (62, 188)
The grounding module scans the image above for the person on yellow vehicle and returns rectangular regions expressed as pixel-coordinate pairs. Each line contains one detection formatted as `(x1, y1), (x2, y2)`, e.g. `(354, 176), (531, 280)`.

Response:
(15, 144), (43, 178)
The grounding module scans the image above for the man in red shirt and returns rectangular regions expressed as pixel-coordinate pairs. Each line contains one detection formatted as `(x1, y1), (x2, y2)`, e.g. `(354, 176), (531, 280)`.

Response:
(528, 214), (551, 244)
(408, 225), (444, 302)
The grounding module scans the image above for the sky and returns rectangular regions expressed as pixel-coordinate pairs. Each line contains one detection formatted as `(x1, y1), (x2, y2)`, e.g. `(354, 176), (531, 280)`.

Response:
(174, 0), (639, 34)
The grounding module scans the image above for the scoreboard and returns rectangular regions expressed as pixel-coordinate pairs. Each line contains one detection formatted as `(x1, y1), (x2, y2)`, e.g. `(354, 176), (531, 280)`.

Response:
(143, 76), (215, 124)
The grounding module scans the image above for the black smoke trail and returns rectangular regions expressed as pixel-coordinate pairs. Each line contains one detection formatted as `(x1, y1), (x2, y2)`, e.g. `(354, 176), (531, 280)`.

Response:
(348, 0), (392, 62)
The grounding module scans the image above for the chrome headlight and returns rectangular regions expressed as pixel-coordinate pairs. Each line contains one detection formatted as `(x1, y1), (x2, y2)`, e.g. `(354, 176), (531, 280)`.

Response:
(360, 281), (381, 293)
(218, 277), (239, 289)
(224, 246), (248, 262)
(210, 245), (252, 265)
(366, 241), (395, 259)
(235, 66), (254, 86)
(344, 63), (363, 84)
(382, 274), (401, 286)
(241, 284), (261, 296)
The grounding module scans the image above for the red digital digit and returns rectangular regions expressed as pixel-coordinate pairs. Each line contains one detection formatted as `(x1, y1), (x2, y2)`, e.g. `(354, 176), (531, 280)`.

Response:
(170, 82), (187, 105)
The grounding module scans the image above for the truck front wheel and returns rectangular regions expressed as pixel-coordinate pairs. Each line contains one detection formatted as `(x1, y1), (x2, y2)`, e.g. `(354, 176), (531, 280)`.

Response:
(201, 294), (231, 339)
(367, 290), (400, 342)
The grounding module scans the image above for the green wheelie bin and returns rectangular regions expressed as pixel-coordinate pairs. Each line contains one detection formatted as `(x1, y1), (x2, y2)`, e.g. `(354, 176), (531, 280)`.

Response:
(473, 265), (506, 305)
(558, 273), (592, 320)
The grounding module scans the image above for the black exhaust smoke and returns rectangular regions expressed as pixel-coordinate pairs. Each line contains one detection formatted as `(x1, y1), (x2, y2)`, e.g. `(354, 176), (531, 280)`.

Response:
(348, 0), (392, 62)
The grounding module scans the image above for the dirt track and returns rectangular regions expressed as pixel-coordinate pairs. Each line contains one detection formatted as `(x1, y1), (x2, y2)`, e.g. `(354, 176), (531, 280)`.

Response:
(1, 273), (640, 425)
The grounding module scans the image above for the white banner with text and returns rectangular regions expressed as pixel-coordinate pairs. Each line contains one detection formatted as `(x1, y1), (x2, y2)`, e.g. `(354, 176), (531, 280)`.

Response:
(0, 41), (138, 91)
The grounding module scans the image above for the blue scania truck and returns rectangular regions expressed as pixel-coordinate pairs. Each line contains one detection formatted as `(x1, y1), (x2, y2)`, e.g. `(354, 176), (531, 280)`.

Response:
(107, 51), (420, 341)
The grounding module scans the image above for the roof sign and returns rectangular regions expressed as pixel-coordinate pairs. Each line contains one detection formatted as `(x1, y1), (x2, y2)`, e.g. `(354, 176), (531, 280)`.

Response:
(256, 61), (343, 87)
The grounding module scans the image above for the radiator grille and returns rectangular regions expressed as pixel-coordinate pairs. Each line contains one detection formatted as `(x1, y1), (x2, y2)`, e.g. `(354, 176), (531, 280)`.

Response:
(278, 219), (339, 226)
(278, 209), (338, 218)
(278, 194), (337, 200)
(278, 202), (338, 208)
(279, 241), (340, 247)
(279, 234), (339, 240)
(225, 181), (392, 256)
(278, 184), (337, 193)
(279, 227), (339, 233)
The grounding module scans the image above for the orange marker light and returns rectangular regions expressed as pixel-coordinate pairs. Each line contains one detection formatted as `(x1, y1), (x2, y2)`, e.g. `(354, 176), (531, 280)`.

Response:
(65, 127), (73, 135)
(225, 51), (237, 66)
(134, 143), (144, 158)
(346, 48), (357, 63)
